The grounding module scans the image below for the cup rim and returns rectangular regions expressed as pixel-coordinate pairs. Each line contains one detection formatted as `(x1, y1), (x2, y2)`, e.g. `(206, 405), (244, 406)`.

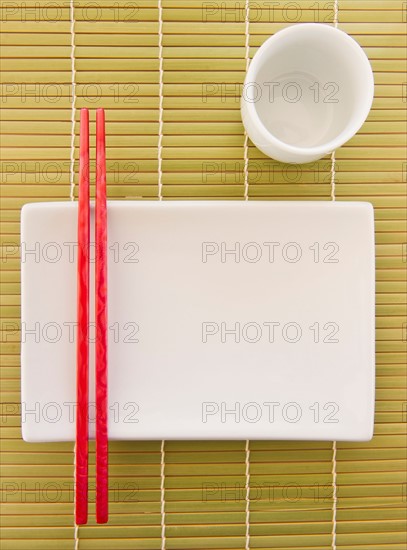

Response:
(242, 23), (375, 157)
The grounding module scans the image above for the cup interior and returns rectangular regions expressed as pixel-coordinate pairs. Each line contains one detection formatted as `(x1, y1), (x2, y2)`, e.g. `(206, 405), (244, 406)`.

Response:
(247, 25), (373, 150)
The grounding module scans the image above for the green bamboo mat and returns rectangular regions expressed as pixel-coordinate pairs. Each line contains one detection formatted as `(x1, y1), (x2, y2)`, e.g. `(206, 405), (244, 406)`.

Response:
(1, 1), (406, 549)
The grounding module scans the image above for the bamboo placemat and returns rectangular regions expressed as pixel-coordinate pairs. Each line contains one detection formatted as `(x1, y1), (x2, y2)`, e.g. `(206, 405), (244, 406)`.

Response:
(1, 1), (406, 549)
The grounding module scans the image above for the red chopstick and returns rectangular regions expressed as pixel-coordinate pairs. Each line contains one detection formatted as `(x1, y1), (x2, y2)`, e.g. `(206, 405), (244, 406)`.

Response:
(76, 108), (90, 525)
(95, 108), (108, 524)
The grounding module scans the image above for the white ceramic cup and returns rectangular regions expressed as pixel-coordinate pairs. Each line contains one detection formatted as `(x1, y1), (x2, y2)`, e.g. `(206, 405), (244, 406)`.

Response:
(241, 23), (374, 164)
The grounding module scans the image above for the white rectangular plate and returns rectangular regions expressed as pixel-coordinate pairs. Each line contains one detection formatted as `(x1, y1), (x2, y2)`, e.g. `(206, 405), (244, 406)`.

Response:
(21, 201), (375, 441)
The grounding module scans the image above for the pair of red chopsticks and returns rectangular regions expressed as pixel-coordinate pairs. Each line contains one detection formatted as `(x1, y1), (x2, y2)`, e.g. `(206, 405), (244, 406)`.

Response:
(76, 108), (108, 525)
